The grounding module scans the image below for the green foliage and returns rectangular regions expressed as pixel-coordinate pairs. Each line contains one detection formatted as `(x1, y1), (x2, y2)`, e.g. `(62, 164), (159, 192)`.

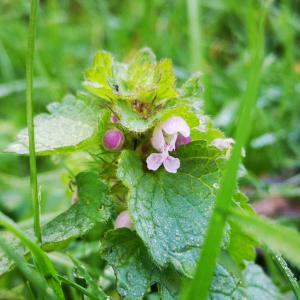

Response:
(0, 212), (64, 299)
(6, 95), (101, 155)
(84, 48), (178, 104)
(117, 142), (229, 277)
(0, 172), (111, 276)
(42, 172), (112, 249)
(1, 1), (300, 296)
(229, 208), (300, 269)
(102, 229), (282, 300)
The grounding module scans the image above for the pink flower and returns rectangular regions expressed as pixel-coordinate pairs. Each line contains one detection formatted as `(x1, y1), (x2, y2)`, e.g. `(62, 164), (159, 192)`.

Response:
(115, 210), (133, 230)
(146, 151), (180, 173)
(146, 117), (190, 173)
(175, 134), (191, 148)
(211, 138), (235, 150)
(111, 114), (119, 124)
(151, 117), (190, 152)
(103, 129), (124, 151)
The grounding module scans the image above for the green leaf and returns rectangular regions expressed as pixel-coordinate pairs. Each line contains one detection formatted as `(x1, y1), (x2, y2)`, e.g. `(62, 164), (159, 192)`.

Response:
(84, 51), (116, 102)
(84, 48), (178, 105)
(117, 142), (228, 277)
(6, 95), (101, 155)
(179, 71), (204, 102)
(42, 172), (111, 250)
(228, 193), (257, 266)
(229, 207), (300, 268)
(0, 172), (111, 276)
(235, 263), (283, 300)
(101, 229), (157, 300)
(102, 230), (280, 300)
(101, 229), (231, 300)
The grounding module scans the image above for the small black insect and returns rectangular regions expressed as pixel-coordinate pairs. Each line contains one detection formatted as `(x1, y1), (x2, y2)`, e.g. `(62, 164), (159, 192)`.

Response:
(112, 84), (119, 92)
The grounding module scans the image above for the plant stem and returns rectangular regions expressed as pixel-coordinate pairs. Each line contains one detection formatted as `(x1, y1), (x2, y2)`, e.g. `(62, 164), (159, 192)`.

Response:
(186, 0), (201, 70)
(182, 2), (268, 299)
(58, 275), (100, 300)
(27, 0), (41, 243)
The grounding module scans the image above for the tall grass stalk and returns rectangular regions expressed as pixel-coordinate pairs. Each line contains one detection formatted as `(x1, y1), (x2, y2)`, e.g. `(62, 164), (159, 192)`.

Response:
(186, 0), (201, 70)
(0, 212), (65, 299)
(0, 237), (50, 299)
(182, 2), (269, 299)
(26, 0), (41, 242)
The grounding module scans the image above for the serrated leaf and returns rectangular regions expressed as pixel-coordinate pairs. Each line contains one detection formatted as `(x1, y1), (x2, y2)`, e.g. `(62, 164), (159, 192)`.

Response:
(42, 172), (111, 249)
(101, 230), (229, 300)
(102, 230), (280, 300)
(117, 141), (228, 277)
(102, 229), (157, 300)
(84, 48), (178, 105)
(6, 95), (101, 155)
(0, 172), (111, 275)
(179, 71), (204, 102)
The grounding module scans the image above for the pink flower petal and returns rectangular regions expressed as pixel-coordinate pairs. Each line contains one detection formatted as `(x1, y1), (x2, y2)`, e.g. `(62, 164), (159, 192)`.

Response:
(163, 155), (180, 173)
(151, 126), (165, 152)
(211, 138), (235, 150)
(175, 134), (191, 148)
(115, 210), (133, 229)
(146, 153), (166, 171)
(163, 117), (190, 137)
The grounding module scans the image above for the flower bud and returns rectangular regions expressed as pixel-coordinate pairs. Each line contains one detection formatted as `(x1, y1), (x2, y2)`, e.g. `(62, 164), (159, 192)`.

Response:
(175, 134), (191, 148)
(103, 129), (124, 151)
(115, 210), (133, 230)
(111, 114), (119, 124)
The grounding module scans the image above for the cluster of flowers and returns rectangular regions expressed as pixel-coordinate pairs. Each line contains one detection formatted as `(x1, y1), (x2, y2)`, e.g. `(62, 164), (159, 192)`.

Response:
(100, 115), (236, 230)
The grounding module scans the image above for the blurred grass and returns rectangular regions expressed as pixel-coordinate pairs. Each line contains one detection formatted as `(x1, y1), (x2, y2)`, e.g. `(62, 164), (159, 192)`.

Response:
(0, 0), (299, 296)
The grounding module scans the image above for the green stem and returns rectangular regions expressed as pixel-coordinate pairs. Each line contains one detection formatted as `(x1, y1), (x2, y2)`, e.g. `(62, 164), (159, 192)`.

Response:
(186, 0), (201, 70)
(58, 275), (99, 300)
(27, 0), (41, 243)
(182, 2), (268, 299)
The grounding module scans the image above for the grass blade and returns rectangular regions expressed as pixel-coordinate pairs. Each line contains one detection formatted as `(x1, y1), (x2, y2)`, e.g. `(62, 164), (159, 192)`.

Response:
(182, 2), (268, 299)
(26, 0), (41, 243)
(0, 212), (65, 300)
(186, 0), (201, 70)
(229, 208), (300, 268)
(0, 237), (51, 300)
(273, 254), (300, 300)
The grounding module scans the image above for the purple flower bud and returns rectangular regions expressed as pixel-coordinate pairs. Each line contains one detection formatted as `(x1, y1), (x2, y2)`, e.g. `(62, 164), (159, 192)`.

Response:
(103, 130), (124, 151)
(175, 134), (191, 148)
(115, 210), (133, 230)
(111, 115), (119, 124)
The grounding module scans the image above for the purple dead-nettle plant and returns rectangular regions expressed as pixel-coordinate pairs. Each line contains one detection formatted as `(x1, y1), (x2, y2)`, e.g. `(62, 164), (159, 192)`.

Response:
(146, 117), (190, 173)
(6, 48), (284, 300)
